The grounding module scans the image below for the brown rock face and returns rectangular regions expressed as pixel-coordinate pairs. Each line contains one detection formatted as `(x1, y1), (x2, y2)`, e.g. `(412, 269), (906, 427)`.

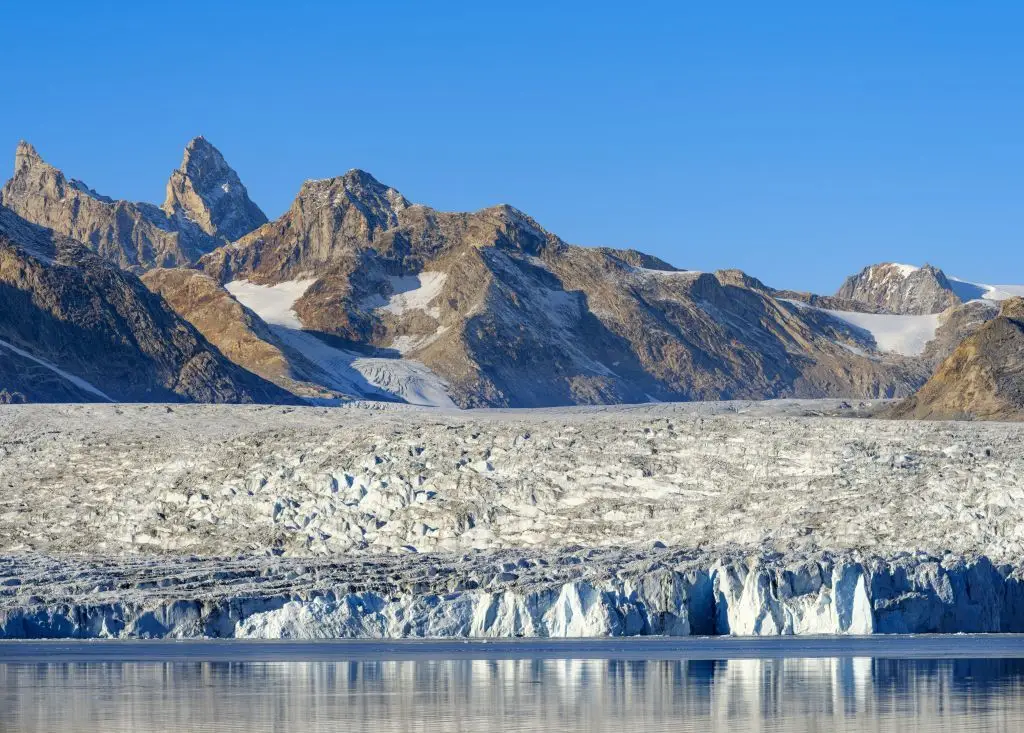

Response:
(199, 169), (927, 407)
(0, 205), (297, 404)
(890, 297), (1024, 421)
(162, 137), (268, 241)
(836, 263), (961, 315)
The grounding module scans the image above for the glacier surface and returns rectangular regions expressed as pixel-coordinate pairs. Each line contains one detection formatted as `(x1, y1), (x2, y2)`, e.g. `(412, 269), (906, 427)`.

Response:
(3, 400), (1024, 638)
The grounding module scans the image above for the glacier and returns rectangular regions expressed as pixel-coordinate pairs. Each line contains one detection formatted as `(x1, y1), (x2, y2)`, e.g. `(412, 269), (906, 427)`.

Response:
(3, 400), (1024, 639)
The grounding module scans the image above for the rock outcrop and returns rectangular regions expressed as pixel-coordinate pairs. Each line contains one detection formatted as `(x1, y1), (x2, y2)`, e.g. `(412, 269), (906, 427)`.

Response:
(890, 297), (1024, 420)
(836, 263), (961, 315)
(162, 137), (267, 241)
(0, 205), (297, 403)
(0, 142), (219, 270)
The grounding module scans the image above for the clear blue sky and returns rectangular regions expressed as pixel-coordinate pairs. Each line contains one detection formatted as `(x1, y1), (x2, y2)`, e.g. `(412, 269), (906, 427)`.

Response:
(4, 1), (1024, 292)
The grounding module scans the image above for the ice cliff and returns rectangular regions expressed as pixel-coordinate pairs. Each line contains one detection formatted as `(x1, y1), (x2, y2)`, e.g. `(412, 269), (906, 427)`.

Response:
(3, 551), (1021, 639)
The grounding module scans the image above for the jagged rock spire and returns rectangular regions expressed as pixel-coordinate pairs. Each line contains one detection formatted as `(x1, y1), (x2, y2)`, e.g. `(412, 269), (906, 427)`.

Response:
(162, 136), (268, 241)
(13, 141), (44, 175)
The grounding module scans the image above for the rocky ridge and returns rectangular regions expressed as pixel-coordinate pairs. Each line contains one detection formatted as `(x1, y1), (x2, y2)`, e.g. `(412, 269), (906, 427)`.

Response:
(0, 137), (1016, 412)
(0, 139), (265, 272)
(199, 168), (936, 407)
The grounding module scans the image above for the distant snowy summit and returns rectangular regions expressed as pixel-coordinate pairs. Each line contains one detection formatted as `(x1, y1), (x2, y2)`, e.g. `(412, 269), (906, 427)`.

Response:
(0, 137), (1022, 417)
(836, 260), (1024, 316)
(836, 263), (959, 315)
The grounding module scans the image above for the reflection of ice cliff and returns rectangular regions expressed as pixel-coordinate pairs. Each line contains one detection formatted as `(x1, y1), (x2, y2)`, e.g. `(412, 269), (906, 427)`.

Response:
(4, 657), (1024, 732)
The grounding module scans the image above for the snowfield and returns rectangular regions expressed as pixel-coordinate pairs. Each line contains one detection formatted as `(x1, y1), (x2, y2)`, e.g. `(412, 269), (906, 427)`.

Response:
(822, 309), (942, 356)
(948, 276), (1024, 304)
(225, 278), (317, 328)
(781, 299), (942, 356)
(225, 279), (454, 407)
(4, 400), (1024, 638)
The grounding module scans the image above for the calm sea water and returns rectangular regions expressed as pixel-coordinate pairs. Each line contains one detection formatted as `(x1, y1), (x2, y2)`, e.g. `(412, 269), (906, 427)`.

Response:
(2, 639), (1024, 732)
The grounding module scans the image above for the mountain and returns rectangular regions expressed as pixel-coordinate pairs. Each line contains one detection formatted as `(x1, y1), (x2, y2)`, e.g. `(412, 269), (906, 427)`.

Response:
(162, 137), (268, 241)
(0, 139), (264, 272)
(0, 204), (296, 404)
(836, 263), (961, 315)
(889, 297), (1024, 421)
(4, 136), (1009, 409)
(199, 168), (930, 407)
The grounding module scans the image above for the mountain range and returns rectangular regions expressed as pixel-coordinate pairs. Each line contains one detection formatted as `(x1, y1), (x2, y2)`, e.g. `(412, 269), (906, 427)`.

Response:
(1, 137), (1021, 417)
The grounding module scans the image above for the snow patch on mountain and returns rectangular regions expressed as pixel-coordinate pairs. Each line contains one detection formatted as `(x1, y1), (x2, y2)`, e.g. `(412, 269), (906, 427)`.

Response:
(389, 327), (451, 355)
(360, 272), (447, 317)
(633, 267), (703, 279)
(378, 272), (447, 317)
(948, 277), (1024, 304)
(879, 263), (918, 279)
(823, 310), (941, 356)
(0, 338), (113, 401)
(225, 278), (453, 407)
(225, 279), (317, 328)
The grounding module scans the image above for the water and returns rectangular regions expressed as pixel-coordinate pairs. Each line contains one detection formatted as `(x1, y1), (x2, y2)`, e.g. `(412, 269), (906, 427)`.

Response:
(3, 639), (1024, 732)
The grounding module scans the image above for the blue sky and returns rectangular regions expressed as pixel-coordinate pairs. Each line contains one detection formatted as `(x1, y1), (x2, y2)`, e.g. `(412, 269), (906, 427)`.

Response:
(4, 1), (1024, 292)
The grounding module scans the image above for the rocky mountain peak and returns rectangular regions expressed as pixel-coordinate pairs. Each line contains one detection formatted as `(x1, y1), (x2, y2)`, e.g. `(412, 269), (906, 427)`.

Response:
(836, 262), (961, 315)
(162, 136), (267, 241)
(13, 141), (44, 175)
(336, 168), (410, 212)
(3, 142), (69, 205)
(294, 169), (410, 229)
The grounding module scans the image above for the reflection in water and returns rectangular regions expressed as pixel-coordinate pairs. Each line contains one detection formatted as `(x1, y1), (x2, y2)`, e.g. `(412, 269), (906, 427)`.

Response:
(3, 656), (1024, 732)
